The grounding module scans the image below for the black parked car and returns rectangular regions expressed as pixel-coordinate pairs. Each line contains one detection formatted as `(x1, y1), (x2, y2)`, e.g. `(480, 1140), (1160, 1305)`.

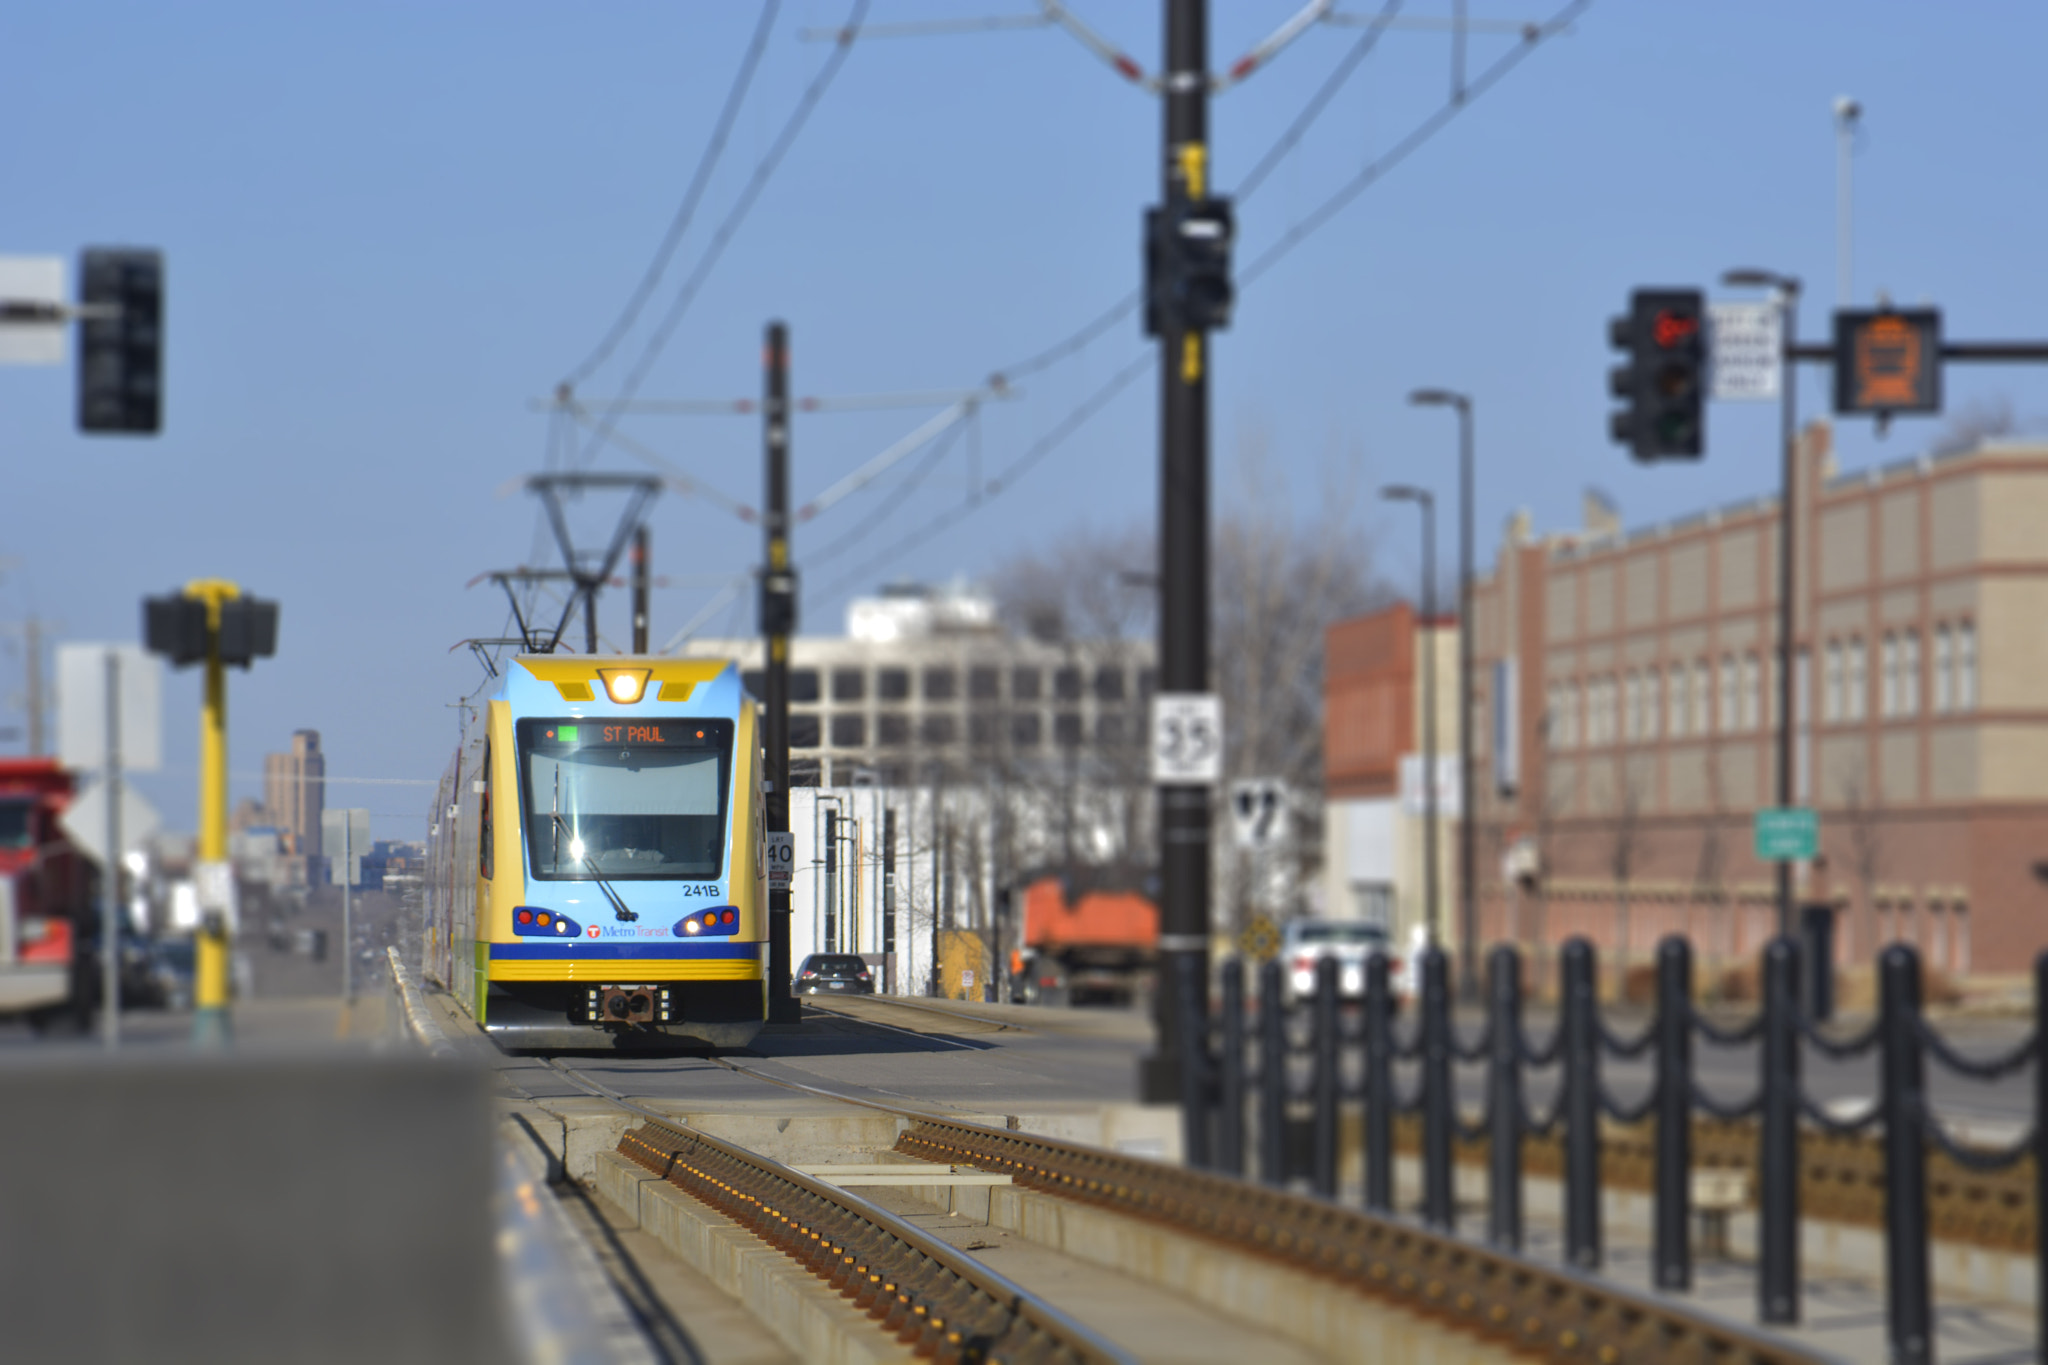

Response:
(794, 953), (874, 996)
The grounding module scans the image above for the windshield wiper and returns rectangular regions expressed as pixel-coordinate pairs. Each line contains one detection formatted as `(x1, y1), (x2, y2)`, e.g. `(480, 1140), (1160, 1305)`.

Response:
(550, 812), (638, 922)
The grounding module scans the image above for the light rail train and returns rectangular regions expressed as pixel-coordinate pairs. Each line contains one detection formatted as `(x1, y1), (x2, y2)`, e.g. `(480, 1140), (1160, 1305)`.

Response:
(424, 655), (767, 1049)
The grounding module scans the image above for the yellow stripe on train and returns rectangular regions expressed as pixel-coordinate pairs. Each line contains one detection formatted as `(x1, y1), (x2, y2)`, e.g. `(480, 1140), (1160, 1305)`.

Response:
(487, 958), (766, 983)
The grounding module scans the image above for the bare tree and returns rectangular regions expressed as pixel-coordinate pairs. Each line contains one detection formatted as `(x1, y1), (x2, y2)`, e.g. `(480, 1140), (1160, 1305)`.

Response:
(1931, 395), (2016, 456)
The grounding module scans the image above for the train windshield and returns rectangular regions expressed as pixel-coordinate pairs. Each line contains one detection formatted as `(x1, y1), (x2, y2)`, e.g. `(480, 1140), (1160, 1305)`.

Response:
(0, 799), (31, 850)
(518, 719), (733, 880)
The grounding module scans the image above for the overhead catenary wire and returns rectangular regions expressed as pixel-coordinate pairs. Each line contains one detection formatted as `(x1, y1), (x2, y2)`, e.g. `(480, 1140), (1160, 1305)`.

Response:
(1234, 0), (1404, 204)
(573, 0), (872, 471)
(562, 1), (781, 390)
(807, 419), (970, 567)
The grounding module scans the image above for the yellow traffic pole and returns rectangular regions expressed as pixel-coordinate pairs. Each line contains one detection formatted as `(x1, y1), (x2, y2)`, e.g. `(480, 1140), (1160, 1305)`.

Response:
(187, 578), (239, 1046)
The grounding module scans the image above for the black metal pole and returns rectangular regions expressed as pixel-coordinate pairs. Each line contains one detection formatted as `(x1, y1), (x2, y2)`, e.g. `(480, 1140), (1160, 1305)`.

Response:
(1420, 945), (1454, 1228)
(1561, 937), (1600, 1270)
(1258, 957), (1287, 1187)
(1363, 950), (1394, 1212)
(882, 807), (897, 995)
(1143, 0), (1214, 1106)
(1878, 943), (1931, 1365)
(1759, 935), (1801, 1324)
(1312, 956), (1340, 1199)
(762, 321), (798, 1022)
(1218, 957), (1246, 1176)
(631, 523), (649, 654)
(2035, 951), (2048, 1361)
(1421, 497), (1441, 950)
(1653, 935), (1693, 1291)
(1486, 944), (1522, 1251)
(1775, 287), (1801, 942)
(823, 809), (838, 954)
(1177, 951), (1212, 1170)
(1456, 402), (1478, 1001)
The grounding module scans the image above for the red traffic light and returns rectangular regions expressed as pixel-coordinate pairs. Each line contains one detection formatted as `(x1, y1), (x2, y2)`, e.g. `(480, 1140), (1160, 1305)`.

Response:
(1653, 310), (1700, 348)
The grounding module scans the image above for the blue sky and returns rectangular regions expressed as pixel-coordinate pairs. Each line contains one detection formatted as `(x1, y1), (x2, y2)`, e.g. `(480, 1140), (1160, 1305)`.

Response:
(4, 1), (2045, 836)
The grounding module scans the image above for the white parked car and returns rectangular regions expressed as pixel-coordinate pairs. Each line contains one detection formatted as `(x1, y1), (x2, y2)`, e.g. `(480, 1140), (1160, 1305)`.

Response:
(1282, 919), (1403, 1002)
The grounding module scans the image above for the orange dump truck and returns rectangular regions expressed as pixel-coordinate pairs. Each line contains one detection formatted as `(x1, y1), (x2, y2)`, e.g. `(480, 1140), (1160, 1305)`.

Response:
(0, 759), (92, 1030)
(1018, 876), (1158, 1006)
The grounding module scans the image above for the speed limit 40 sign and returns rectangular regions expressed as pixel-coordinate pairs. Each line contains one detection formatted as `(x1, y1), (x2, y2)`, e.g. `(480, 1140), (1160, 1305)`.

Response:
(765, 831), (794, 892)
(1151, 693), (1223, 785)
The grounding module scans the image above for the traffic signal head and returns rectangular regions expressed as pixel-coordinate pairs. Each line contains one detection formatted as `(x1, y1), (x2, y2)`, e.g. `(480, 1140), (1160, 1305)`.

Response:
(216, 597), (279, 668)
(1608, 288), (1705, 459)
(78, 248), (163, 435)
(144, 594), (209, 666)
(1144, 197), (1235, 336)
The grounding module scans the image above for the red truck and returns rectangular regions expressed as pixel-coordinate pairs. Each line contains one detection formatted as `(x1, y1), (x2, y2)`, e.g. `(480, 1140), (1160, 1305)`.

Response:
(1017, 876), (1158, 1007)
(0, 760), (92, 1030)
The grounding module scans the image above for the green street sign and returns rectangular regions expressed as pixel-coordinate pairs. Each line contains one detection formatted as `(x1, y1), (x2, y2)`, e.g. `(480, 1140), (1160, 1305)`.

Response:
(1754, 807), (1818, 861)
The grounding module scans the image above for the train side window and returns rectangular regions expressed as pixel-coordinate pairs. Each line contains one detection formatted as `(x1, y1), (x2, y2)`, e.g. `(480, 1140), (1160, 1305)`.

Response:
(478, 743), (493, 880)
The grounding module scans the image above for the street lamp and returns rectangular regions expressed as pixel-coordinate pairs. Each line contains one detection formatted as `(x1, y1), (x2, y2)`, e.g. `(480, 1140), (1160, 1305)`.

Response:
(1381, 484), (1440, 954)
(1409, 387), (1478, 1001)
(1720, 269), (1802, 948)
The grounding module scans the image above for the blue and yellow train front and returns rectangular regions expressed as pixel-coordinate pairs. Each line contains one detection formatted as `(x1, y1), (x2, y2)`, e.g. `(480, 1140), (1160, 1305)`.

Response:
(469, 656), (767, 1050)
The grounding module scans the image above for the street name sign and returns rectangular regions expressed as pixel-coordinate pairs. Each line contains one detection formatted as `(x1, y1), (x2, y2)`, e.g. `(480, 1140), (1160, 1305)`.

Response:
(1753, 807), (1818, 861)
(1709, 301), (1781, 402)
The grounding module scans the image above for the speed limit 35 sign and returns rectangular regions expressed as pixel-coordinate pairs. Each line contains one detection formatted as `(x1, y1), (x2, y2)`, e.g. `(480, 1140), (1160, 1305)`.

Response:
(1151, 693), (1223, 785)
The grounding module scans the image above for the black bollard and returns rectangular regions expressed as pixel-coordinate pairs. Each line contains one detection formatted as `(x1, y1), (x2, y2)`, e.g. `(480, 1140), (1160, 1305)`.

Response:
(1312, 956), (1340, 1199)
(1879, 945), (1931, 1365)
(1218, 958), (1246, 1177)
(1420, 945), (1454, 1230)
(1561, 937), (1601, 1270)
(1176, 952), (1212, 1171)
(1758, 936), (1801, 1325)
(1363, 951), (1394, 1212)
(1653, 935), (1693, 1291)
(1486, 944), (1523, 1251)
(1258, 958), (1287, 1187)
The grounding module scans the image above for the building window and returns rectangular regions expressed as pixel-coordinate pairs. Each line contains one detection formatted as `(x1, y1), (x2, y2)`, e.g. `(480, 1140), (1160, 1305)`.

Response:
(1901, 629), (1921, 716)
(1093, 666), (1126, 701)
(1741, 653), (1760, 731)
(922, 667), (958, 701)
(968, 713), (999, 746)
(1880, 633), (1899, 718)
(1620, 672), (1635, 741)
(1667, 664), (1686, 738)
(969, 666), (1001, 701)
(1054, 712), (1084, 747)
(1933, 626), (1952, 713)
(1954, 902), (1972, 974)
(876, 713), (911, 747)
(1054, 666), (1084, 701)
(790, 670), (821, 703)
(832, 669), (865, 702)
(1011, 667), (1042, 701)
(830, 715), (866, 748)
(1718, 654), (1737, 732)
(919, 715), (958, 746)
(1926, 902), (1947, 970)
(789, 714), (821, 748)
(1825, 641), (1843, 721)
(878, 669), (911, 702)
(1010, 712), (1042, 749)
(1957, 622), (1977, 711)
(1646, 667), (1662, 741)
(1847, 636), (1867, 721)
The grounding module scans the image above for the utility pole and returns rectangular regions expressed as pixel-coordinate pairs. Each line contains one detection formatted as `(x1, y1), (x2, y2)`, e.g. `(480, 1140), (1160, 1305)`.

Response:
(761, 321), (799, 1022)
(631, 524), (650, 653)
(1141, 0), (1219, 1113)
(882, 806), (897, 994)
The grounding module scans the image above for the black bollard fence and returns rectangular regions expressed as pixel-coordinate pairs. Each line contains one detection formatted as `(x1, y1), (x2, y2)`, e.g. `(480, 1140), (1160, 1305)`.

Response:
(1218, 958), (1246, 1177)
(1363, 951), (1394, 1213)
(1420, 945), (1455, 1229)
(1654, 935), (1693, 1292)
(1258, 958), (1287, 1187)
(1486, 945), (1523, 1251)
(1758, 936), (1801, 1325)
(1561, 937), (1601, 1270)
(1176, 952), (1212, 1171)
(1878, 945), (1931, 1365)
(1312, 956), (1341, 1199)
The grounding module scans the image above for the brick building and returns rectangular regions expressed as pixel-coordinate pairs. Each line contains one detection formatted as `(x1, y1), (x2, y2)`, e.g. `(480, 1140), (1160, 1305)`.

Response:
(1327, 426), (2048, 979)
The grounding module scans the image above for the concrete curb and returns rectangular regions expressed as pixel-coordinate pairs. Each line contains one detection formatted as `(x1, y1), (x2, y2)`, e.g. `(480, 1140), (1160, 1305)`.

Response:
(386, 946), (456, 1058)
(593, 1150), (912, 1365)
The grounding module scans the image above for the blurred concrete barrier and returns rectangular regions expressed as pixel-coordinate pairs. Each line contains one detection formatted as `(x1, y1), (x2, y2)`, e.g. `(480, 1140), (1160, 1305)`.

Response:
(0, 1050), (507, 1363)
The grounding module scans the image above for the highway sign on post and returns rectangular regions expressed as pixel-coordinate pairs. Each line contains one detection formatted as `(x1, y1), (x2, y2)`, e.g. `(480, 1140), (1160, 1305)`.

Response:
(0, 257), (66, 365)
(765, 831), (794, 892)
(323, 808), (372, 887)
(1228, 779), (1290, 850)
(1754, 807), (1819, 861)
(56, 644), (163, 773)
(1150, 693), (1223, 785)
(1709, 301), (1782, 401)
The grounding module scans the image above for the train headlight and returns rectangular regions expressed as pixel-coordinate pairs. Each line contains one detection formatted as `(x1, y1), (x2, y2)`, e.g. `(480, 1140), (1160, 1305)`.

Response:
(597, 668), (651, 704)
